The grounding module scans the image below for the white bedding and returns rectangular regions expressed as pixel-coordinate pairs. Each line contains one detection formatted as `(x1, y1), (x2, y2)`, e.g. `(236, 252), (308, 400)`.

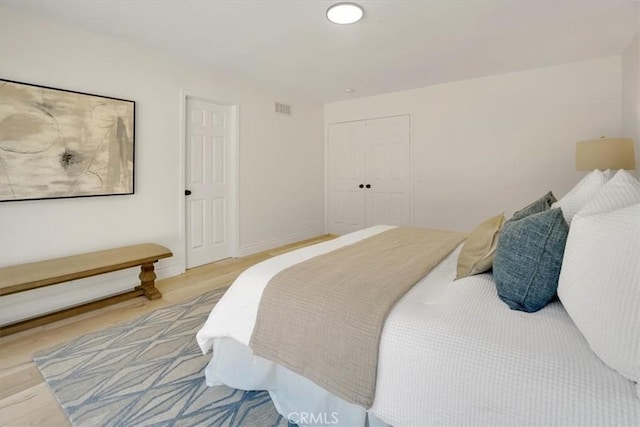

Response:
(197, 226), (640, 426)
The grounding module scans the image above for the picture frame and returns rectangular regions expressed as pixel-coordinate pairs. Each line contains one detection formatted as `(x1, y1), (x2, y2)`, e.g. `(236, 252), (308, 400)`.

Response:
(0, 79), (135, 202)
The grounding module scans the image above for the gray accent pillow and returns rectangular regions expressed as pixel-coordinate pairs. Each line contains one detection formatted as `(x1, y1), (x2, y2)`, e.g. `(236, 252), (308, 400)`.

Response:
(511, 191), (557, 220)
(493, 208), (569, 313)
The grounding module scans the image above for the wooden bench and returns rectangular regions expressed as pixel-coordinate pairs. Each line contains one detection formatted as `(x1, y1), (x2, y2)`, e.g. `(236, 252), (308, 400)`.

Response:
(0, 243), (173, 336)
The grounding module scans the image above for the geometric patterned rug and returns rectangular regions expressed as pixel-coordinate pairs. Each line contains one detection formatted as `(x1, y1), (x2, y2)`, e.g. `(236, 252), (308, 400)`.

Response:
(33, 288), (295, 427)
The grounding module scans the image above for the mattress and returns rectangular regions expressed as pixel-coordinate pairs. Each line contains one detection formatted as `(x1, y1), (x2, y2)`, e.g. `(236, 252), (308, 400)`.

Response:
(197, 226), (640, 426)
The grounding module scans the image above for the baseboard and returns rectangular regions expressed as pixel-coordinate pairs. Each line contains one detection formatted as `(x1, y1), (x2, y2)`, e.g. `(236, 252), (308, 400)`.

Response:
(237, 228), (326, 257)
(156, 263), (185, 281)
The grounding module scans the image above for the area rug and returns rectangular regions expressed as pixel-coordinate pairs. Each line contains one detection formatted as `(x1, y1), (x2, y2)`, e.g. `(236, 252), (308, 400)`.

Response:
(34, 287), (294, 427)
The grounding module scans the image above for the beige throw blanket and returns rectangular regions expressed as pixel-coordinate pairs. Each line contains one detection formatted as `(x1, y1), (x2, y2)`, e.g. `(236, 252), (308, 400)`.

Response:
(249, 227), (467, 408)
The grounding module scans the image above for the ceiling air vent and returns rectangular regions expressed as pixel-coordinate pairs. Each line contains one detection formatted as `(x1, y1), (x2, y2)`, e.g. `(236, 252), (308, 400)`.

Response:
(275, 102), (292, 116)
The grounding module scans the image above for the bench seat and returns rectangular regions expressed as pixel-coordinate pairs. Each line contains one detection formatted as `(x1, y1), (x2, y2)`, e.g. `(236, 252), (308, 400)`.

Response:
(0, 243), (173, 336)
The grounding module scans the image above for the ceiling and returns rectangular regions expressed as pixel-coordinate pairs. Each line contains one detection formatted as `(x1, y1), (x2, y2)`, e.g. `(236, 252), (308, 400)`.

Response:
(2, 0), (639, 102)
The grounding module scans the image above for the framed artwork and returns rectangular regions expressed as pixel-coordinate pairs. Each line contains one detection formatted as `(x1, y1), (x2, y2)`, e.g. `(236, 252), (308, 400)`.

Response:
(0, 79), (135, 202)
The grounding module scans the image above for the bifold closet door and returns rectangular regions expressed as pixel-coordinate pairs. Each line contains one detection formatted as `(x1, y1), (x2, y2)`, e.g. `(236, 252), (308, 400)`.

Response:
(327, 115), (411, 235)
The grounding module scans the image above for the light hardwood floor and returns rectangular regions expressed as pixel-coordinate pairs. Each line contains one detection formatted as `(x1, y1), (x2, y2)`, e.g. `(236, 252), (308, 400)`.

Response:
(0, 234), (335, 427)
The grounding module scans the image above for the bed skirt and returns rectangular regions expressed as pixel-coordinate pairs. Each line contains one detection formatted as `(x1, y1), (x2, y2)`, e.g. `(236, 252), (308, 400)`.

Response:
(205, 337), (391, 427)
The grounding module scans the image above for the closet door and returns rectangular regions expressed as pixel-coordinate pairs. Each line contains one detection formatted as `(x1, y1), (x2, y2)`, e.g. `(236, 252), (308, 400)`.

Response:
(327, 121), (366, 235)
(363, 115), (411, 228)
(327, 115), (411, 235)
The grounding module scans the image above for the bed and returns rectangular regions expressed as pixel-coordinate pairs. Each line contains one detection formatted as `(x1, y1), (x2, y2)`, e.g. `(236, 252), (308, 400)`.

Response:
(197, 170), (640, 426)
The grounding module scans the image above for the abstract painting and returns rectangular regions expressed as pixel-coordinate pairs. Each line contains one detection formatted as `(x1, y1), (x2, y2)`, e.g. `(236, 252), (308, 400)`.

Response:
(0, 79), (135, 202)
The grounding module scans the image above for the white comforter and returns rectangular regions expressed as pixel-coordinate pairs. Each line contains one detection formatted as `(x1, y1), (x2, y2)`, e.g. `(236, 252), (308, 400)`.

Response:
(197, 226), (640, 426)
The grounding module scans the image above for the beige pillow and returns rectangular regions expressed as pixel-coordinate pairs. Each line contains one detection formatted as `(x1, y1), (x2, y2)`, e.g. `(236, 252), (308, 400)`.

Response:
(456, 213), (505, 280)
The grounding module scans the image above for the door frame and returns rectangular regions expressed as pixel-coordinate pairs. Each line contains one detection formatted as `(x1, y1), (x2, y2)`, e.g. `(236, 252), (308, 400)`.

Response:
(179, 91), (239, 270)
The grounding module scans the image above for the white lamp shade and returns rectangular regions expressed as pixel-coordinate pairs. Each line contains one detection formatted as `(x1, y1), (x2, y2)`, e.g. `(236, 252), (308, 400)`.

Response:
(576, 138), (636, 171)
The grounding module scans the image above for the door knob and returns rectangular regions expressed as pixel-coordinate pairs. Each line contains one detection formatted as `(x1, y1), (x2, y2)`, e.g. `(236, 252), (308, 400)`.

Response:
(365, 184), (371, 189)
(359, 184), (364, 188)
(185, 190), (192, 196)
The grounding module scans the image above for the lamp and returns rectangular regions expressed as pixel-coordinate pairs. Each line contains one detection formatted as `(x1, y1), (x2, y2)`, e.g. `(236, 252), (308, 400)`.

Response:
(326, 2), (364, 24)
(575, 137), (636, 171)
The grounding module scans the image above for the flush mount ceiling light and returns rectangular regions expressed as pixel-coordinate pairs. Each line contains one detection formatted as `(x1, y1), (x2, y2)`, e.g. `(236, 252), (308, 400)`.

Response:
(326, 2), (364, 25)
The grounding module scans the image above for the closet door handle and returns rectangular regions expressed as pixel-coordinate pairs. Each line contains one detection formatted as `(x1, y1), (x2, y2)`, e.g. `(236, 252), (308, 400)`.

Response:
(359, 184), (364, 188)
(365, 184), (371, 189)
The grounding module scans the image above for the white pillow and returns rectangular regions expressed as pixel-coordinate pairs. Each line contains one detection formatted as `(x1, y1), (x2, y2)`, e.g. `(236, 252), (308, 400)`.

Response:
(553, 170), (609, 224)
(577, 170), (640, 217)
(557, 202), (640, 389)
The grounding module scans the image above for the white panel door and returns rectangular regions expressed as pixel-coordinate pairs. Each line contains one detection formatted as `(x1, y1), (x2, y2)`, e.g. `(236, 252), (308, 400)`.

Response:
(363, 115), (411, 227)
(185, 98), (231, 268)
(327, 121), (366, 235)
(327, 115), (411, 235)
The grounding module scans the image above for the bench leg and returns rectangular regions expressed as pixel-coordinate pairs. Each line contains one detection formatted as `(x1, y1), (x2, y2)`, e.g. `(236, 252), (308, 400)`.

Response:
(137, 262), (162, 300)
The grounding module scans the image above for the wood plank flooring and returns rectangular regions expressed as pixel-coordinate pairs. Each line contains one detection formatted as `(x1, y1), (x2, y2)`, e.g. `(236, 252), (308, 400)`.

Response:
(0, 234), (335, 427)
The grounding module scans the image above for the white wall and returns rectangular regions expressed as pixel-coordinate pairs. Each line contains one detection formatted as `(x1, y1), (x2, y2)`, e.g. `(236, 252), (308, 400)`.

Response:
(0, 7), (324, 324)
(621, 10), (640, 176)
(325, 57), (622, 232)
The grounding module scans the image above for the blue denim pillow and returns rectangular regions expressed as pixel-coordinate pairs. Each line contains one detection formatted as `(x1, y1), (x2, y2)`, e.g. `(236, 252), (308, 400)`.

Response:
(493, 208), (569, 313)
(511, 191), (557, 221)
